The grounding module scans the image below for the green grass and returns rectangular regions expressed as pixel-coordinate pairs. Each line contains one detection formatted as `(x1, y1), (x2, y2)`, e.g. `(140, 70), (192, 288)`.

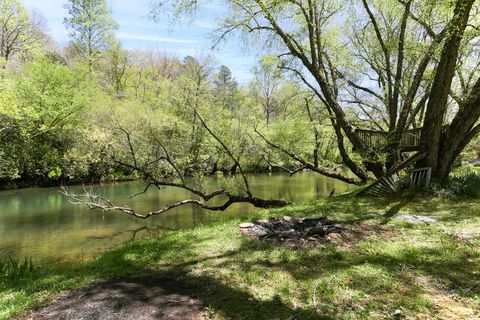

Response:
(1, 194), (479, 319)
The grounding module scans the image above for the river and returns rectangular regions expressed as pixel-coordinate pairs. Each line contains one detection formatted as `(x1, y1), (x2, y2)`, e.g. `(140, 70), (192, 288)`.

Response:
(0, 172), (354, 265)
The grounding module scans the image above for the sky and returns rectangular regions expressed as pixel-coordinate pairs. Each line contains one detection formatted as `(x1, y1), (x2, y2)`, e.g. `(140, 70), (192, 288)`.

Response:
(22, 0), (258, 84)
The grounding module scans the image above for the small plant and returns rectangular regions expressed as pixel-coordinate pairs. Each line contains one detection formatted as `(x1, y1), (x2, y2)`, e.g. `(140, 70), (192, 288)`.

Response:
(0, 256), (35, 283)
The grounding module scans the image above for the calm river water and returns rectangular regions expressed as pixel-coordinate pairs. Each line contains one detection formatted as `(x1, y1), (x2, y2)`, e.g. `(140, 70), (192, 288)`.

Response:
(0, 172), (353, 265)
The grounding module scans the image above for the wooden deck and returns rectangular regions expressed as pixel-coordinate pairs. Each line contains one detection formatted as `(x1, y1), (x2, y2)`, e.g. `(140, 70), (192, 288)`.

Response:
(354, 126), (444, 196)
(355, 126), (449, 151)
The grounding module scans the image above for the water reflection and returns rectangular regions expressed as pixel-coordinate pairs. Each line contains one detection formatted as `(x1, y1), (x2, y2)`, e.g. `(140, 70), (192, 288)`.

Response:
(0, 172), (353, 265)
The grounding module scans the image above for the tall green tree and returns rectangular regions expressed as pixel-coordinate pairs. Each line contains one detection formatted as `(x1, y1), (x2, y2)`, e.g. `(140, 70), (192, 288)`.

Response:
(0, 0), (47, 62)
(0, 56), (97, 184)
(213, 65), (238, 109)
(102, 43), (130, 97)
(64, 0), (118, 64)
(214, 65), (238, 93)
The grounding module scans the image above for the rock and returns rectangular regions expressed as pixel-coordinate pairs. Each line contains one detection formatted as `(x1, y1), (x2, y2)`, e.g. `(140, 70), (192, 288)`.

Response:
(368, 213), (382, 217)
(251, 226), (269, 236)
(392, 215), (437, 224)
(257, 219), (269, 224)
(326, 233), (343, 244)
(369, 213), (437, 224)
(456, 231), (473, 240)
(393, 309), (403, 318)
(239, 223), (255, 228)
(282, 216), (293, 222)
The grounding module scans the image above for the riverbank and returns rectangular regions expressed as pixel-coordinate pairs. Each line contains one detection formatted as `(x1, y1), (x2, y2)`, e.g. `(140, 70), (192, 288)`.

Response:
(0, 176), (140, 191)
(2, 194), (479, 319)
(0, 166), (346, 191)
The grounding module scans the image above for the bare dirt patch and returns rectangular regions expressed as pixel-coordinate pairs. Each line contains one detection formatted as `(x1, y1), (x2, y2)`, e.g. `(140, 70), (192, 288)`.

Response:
(17, 277), (205, 320)
(239, 216), (391, 249)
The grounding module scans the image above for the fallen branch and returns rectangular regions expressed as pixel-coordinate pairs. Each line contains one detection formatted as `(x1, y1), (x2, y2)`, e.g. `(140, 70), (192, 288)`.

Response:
(60, 186), (288, 219)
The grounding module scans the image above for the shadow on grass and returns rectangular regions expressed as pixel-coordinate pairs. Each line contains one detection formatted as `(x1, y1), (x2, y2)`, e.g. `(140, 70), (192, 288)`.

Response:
(383, 193), (416, 217)
(89, 228), (477, 318)
(323, 193), (479, 225)
(20, 272), (308, 320)
(230, 235), (479, 299)
(4, 195), (480, 319)
(5, 232), (317, 319)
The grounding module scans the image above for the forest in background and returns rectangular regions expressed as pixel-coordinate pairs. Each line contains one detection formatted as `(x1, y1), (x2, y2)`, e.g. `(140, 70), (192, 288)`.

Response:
(0, 0), (345, 188)
(1, 0), (479, 190)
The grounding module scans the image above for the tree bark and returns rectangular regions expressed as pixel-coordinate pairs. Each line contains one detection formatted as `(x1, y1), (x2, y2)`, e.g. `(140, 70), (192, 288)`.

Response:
(436, 77), (480, 181)
(420, 0), (475, 178)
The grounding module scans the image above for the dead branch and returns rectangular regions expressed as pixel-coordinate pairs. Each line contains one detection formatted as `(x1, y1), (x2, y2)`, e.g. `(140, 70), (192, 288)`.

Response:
(190, 108), (253, 198)
(60, 186), (287, 219)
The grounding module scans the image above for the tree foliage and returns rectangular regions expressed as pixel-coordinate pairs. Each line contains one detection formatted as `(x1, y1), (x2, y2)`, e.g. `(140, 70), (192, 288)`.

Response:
(0, 0), (47, 62)
(64, 0), (118, 63)
(2, 0), (479, 198)
(0, 56), (97, 184)
(151, 0), (480, 182)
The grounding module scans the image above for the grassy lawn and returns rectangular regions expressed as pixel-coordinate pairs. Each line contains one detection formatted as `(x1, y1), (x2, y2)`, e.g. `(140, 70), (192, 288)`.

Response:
(1, 194), (479, 319)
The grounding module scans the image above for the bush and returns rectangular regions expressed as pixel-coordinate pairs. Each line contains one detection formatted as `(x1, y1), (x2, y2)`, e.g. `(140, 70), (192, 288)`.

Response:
(432, 168), (480, 198)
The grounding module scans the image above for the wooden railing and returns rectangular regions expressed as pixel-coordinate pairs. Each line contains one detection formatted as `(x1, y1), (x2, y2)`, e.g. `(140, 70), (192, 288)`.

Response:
(355, 127), (430, 150)
(355, 127), (449, 151)
(400, 128), (422, 149)
(355, 129), (388, 149)
(409, 167), (432, 188)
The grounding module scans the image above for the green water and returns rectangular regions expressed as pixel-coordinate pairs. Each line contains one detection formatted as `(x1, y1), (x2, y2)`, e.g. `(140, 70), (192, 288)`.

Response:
(0, 172), (353, 265)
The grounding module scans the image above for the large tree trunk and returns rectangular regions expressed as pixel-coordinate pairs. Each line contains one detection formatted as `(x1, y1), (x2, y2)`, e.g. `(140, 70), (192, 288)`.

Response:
(419, 0), (475, 181)
(436, 77), (480, 181)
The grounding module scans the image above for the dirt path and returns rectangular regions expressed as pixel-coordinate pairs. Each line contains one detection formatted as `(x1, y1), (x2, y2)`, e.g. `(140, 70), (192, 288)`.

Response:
(17, 277), (206, 320)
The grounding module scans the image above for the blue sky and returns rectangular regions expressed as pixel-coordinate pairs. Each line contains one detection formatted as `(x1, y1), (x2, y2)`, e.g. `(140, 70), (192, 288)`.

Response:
(23, 0), (258, 84)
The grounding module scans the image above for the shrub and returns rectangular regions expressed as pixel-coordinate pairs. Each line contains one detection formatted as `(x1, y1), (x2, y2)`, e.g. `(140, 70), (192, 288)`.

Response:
(432, 169), (480, 198)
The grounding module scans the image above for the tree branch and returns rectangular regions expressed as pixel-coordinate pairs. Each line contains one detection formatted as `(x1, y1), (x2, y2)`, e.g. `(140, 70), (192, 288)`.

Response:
(254, 127), (364, 185)
(60, 186), (288, 219)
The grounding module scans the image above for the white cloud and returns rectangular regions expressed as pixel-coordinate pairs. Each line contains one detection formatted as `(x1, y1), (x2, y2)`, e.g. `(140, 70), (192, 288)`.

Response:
(117, 32), (198, 44)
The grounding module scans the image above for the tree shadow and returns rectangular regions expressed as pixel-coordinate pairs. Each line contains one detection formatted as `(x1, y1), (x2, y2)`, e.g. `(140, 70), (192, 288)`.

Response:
(19, 245), (317, 320)
(9, 231), (479, 320)
(383, 193), (416, 218)
(21, 272), (310, 320)
(7, 195), (480, 319)
(228, 236), (480, 302)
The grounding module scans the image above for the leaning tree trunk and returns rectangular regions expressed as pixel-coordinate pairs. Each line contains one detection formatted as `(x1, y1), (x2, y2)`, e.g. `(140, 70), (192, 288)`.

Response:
(435, 77), (480, 181)
(419, 0), (475, 181)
